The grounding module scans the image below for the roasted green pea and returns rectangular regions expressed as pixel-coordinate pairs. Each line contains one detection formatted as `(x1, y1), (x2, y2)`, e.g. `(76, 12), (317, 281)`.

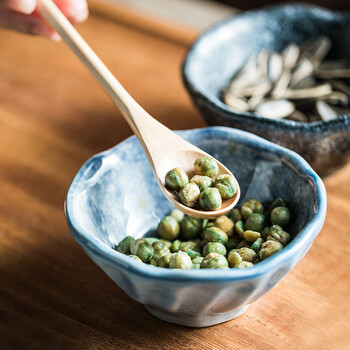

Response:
(202, 226), (228, 245)
(130, 238), (154, 262)
(179, 241), (198, 253)
(251, 238), (264, 253)
(165, 167), (188, 191)
(171, 239), (181, 252)
(190, 238), (203, 251)
(261, 226), (271, 240)
(206, 222), (215, 229)
(199, 188), (222, 210)
(157, 216), (180, 240)
(245, 213), (266, 232)
(234, 261), (254, 269)
(236, 240), (251, 249)
(194, 156), (219, 177)
(144, 237), (160, 245)
(235, 220), (245, 238)
(116, 236), (135, 254)
(157, 252), (171, 268)
(214, 174), (237, 199)
(169, 251), (192, 269)
(228, 208), (242, 222)
(270, 206), (291, 227)
(267, 225), (290, 246)
(170, 209), (185, 223)
(241, 199), (264, 219)
(227, 250), (242, 267)
(192, 256), (204, 265)
(159, 239), (172, 250)
(179, 183), (200, 207)
(149, 241), (170, 265)
(190, 175), (213, 191)
(129, 255), (142, 262)
(269, 198), (286, 212)
(200, 253), (228, 269)
(259, 240), (283, 260)
(203, 242), (227, 256)
(187, 250), (202, 260)
(180, 216), (202, 240)
(243, 230), (261, 242)
(238, 247), (257, 262)
(226, 235), (241, 251)
(214, 216), (234, 237)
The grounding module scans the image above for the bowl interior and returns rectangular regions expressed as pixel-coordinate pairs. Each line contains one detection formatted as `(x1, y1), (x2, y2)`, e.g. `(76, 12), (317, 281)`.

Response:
(69, 128), (318, 249)
(184, 5), (350, 106)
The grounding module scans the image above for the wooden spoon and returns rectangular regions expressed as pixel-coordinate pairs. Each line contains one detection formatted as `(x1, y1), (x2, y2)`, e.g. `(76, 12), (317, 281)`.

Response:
(38, 0), (240, 219)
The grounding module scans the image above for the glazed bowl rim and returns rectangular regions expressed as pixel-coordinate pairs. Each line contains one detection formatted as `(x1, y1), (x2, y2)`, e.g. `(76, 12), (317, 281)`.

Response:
(182, 3), (350, 133)
(65, 126), (327, 282)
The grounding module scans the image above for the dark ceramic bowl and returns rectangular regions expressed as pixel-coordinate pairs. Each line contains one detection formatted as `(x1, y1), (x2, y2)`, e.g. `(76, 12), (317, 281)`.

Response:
(182, 4), (350, 176)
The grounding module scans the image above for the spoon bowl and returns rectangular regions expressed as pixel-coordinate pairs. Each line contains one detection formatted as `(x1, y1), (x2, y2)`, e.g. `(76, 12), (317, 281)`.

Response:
(38, 0), (240, 218)
(158, 148), (240, 218)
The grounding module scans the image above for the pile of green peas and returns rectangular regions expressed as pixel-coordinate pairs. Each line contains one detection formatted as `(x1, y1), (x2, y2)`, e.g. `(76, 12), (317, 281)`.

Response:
(114, 197), (292, 269)
(164, 156), (237, 210)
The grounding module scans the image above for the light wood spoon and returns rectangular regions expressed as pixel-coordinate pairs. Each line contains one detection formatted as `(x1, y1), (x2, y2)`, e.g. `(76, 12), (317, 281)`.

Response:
(38, 0), (240, 219)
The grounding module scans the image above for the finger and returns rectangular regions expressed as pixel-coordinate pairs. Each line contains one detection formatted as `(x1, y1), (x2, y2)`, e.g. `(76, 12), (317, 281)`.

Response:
(0, 9), (60, 40)
(54, 0), (88, 23)
(0, 0), (36, 14)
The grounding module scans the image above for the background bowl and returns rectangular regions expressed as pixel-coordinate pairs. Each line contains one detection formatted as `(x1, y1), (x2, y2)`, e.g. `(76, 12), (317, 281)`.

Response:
(65, 127), (326, 327)
(182, 4), (350, 177)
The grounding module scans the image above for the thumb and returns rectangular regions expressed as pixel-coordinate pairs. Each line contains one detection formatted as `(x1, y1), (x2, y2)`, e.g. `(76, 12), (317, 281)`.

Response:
(0, 0), (36, 14)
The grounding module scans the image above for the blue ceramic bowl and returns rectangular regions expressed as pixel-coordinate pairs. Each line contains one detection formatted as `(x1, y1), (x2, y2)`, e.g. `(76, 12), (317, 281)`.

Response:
(65, 127), (326, 327)
(182, 4), (350, 177)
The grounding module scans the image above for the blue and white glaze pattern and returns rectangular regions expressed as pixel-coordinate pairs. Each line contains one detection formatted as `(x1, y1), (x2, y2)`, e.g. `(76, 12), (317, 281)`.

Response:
(182, 4), (350, 176)
(65, 127), (327, 327)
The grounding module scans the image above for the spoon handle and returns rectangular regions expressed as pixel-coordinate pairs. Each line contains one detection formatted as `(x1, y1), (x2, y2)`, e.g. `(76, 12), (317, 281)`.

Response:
(38, 0), (164, 145)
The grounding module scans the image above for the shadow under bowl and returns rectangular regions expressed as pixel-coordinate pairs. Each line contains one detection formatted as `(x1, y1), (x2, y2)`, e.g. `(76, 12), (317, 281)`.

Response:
(182, 4), (350, 177)
(65, 126), (326, 327)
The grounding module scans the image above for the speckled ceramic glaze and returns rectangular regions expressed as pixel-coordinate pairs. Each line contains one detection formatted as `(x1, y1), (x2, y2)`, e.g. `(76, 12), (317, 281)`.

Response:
(182, 4), (350, 176)
(65, 127), (326, 327)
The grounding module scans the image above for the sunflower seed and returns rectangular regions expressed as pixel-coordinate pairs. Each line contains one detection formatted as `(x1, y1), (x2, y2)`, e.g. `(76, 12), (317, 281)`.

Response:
(299, 36), (331, 66)
(286, 110), (308, 122)
(319, 59), (350, 70)
(282, 43), (300, 69)
(316, 68), (350, 79)
(316, 100), (339, 121)
(321, 91), (349, 106)
(282, 84), (332, 99)
(257, 50), (270, 80)
(223, 90), (249, 111)
(292, 76), (316, 89)
(239, 80), (272, 97)
(290, 58), (314, 87)
(271, 71), (292, 98)
(255, 99), (295, 119)
(329, 79), (350, 97)
(268, 52), (283, 83)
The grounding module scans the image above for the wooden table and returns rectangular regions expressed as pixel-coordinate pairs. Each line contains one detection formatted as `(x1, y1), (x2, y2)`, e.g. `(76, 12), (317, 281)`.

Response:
(1, 3), (350, 349)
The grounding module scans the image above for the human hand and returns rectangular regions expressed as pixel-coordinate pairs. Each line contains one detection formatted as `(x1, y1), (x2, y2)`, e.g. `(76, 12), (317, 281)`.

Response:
(0, 0), (88, 40)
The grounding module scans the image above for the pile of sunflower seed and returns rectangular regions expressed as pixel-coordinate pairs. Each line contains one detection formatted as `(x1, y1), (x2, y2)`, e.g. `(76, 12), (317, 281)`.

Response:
(221, 36), (350, 122)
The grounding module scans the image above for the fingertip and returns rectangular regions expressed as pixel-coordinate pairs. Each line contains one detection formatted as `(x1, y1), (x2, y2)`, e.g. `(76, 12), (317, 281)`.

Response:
(61, 0), (89, 23)
(5, 0), (36, 14)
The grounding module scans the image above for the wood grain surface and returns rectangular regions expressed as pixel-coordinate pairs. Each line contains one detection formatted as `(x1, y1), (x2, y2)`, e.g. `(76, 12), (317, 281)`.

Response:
(1, 3), (350, 349)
